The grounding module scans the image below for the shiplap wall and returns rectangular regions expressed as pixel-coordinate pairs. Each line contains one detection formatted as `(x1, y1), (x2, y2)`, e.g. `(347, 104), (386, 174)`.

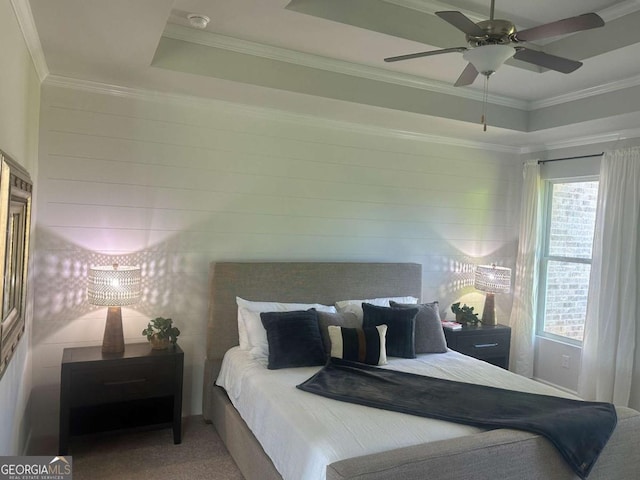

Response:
(31, 83), (521, 443)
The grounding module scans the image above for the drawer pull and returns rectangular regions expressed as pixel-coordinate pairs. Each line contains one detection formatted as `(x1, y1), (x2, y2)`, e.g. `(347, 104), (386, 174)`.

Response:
(103, 378), (147, 386)
(473, 343), (499, 349)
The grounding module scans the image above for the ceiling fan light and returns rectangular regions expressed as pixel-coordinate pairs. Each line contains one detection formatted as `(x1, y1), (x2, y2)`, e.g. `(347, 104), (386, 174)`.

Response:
(463, 44), (516, 76)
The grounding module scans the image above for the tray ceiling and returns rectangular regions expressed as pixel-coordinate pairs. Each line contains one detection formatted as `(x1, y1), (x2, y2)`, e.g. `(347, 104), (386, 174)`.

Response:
(26, 0), (640, 150)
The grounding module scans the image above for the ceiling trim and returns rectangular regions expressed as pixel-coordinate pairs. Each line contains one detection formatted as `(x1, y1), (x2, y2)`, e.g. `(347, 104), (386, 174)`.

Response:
(10, 0), (49, 82)
(521, 127), (640, 154)
(35, 74), (640, 156)
(163, 24), (528, 110)
(43, 74), (522, 154)
(165, 20), (640, 115)
(598, 0), (640, 21)
(382, 0), (485, 22)
(386, 0), (640, 23)
(531, 72), (640, 110)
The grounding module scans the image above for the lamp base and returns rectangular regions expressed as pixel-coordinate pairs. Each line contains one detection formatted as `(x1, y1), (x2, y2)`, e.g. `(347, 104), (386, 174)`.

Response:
(481, 293), (497, 326)
(102, 306), (125, 353)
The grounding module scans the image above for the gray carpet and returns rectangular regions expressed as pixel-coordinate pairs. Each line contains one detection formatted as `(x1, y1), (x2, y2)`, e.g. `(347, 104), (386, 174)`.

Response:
(70, 416), (244, 480)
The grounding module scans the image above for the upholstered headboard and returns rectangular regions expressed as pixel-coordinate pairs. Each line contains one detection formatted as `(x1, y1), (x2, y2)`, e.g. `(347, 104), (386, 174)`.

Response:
(205, 261), (422, 361)
(203, 262), (422, 418)
(202, 261), (640, 480)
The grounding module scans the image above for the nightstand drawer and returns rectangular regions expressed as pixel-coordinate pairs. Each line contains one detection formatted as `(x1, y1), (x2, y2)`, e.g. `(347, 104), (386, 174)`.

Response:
(444, 324), (511, 369)
(455, 334), (509, 358)
(69, 359), (175, 407)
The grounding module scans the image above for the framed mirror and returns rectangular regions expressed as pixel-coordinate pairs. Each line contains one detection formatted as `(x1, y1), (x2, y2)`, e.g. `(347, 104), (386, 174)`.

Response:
(0, 151), (32, 379)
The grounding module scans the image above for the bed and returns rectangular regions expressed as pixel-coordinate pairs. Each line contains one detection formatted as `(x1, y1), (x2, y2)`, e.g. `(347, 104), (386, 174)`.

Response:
(202, 262), (640, 480)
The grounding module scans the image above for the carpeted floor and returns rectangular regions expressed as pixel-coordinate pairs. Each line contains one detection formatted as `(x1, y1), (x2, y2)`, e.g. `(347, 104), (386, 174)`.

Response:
(70, 415), (244, 480)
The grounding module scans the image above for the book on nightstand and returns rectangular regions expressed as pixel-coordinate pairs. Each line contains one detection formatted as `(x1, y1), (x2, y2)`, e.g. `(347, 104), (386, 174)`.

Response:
(441, 320), (463, 331)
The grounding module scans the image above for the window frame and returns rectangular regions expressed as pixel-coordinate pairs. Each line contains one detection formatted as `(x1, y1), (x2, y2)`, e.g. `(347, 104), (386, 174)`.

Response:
(536, 174), (599, 345)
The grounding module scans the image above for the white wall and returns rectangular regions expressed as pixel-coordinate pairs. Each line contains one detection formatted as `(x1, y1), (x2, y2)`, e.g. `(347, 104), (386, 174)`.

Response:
(534, 337), (581, 392)
(30, 81), (522, 445)
(0, 0), (41, 455)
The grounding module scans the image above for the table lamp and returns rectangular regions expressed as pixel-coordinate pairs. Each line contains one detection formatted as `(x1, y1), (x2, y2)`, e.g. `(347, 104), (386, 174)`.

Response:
(474, 264), (511, 326)
(87, 264), (141, 353)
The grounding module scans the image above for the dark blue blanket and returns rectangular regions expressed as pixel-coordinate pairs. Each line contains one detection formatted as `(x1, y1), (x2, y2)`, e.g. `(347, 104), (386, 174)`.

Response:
(297, 358), (617, 479)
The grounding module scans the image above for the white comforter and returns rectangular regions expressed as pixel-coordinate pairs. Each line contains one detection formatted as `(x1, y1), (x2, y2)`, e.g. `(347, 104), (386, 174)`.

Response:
(216, 348), (577, 480)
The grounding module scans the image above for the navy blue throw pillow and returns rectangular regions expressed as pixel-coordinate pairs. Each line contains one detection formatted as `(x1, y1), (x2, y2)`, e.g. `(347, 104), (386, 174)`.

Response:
(362, 303), (418, 358)
(260, 309), (326, 370)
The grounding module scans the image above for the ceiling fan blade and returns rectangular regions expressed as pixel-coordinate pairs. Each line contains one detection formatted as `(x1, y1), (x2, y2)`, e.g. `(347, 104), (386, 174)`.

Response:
(513, 48), (582, 73)
(515, 13), (604, 42)
(384, 47), (467, 63)
(454, 63), (479, 87)
(436, 11), (486, 37)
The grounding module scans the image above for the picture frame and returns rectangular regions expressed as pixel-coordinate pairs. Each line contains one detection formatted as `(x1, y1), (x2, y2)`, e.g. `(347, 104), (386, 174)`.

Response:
(0, 150), (32, 379)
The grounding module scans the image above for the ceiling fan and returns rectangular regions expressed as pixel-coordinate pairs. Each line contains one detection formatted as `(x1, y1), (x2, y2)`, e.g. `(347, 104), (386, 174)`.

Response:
(384, 0), (605, 87)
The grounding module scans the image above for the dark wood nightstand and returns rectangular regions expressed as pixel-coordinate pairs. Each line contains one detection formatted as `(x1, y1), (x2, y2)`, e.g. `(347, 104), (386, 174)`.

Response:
(59, 342), (183, 454)
(443, 324), (511, 369)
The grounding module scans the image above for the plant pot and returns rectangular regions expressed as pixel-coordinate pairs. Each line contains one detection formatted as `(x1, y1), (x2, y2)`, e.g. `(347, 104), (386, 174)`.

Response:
(150, 335), (170, 350)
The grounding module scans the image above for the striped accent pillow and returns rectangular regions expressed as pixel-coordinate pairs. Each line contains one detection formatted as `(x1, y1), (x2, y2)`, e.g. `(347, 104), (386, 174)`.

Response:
(328, 325), (387, 365)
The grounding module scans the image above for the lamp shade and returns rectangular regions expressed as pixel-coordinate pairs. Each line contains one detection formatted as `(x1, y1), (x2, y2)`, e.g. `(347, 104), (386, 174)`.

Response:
(87, 264), (141, 306)
(474, 264), (511, 294)
(463, 45), (516, 76)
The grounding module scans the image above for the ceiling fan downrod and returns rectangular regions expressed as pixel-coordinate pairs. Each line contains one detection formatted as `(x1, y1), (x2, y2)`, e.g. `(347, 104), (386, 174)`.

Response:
(481, 75), (489, 132)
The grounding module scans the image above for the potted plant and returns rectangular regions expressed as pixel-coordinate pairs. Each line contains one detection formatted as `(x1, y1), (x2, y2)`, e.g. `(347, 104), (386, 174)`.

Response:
(142, 317), (180, 350)
(451, 302), (481, 326)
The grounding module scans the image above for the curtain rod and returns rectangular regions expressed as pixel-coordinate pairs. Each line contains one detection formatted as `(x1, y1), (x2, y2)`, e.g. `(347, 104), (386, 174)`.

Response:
(538, 152), (604, 164)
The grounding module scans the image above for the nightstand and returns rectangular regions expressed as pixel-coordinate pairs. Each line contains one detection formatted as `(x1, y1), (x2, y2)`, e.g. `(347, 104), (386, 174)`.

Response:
(443, 324), (511, 369)
(59, 342), (183, 454)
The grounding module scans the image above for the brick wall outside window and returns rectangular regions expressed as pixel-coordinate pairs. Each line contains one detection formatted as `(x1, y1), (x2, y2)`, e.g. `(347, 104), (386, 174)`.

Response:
(542, 181), (598, 341)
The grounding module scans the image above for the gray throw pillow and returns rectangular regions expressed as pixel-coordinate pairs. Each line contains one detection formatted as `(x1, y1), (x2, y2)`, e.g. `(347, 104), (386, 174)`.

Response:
(317, 311), (361, 355)
(390, 301), (447, 354)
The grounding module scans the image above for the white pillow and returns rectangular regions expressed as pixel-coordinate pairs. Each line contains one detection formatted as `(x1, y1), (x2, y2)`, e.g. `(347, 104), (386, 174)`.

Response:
(335, 296), (418, 321)
(235, 297), (337, 358)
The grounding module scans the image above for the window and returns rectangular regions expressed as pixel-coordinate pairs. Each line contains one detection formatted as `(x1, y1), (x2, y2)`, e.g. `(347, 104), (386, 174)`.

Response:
(537, 179), (599, 343)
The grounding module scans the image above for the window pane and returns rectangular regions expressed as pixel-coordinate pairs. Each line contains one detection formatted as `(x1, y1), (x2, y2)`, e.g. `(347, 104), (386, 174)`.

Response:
(548, 181), (598, 259)
(543, 260), (591, 341)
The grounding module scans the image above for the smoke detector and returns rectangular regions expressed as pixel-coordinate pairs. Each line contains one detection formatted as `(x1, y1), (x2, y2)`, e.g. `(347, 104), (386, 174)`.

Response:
(187, 13), (210, 29)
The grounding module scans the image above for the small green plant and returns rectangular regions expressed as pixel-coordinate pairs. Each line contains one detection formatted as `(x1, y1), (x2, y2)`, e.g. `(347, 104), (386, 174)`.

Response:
(142, 317), (180, 344)
(451, 302), (481, 326)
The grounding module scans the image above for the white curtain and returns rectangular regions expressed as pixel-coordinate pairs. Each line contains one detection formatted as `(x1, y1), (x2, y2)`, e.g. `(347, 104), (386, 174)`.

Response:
(509, 160), (541, 377)
(578, 147), (640, 408)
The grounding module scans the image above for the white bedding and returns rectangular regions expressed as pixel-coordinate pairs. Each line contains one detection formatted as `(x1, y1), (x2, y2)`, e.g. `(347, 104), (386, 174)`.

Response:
(216, 347), (578, 480)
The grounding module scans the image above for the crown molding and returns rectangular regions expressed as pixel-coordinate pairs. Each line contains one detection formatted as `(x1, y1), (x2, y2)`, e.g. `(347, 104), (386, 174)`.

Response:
(520, 132), (620, 154)
(598, 0), (640, 22)
(41, 74), (640, 156)
(43, 74), (521, 154)
(382, 0), (486, 22)
(163, 24), (527, 110)
(164, 24), (640, 114)
(530, 72), (640, 110)
(520, 127), (640, 154)
(386, 0), (640, 24)
(10, 0), (49, 82)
